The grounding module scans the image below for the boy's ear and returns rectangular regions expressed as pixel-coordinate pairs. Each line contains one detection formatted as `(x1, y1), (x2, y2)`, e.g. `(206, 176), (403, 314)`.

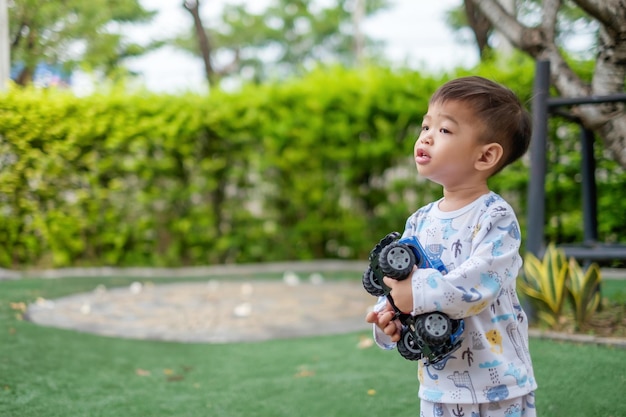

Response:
(475, 143), (504, 172)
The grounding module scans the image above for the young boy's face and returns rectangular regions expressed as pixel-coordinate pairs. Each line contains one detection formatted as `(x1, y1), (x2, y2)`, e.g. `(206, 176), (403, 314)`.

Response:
(414, 99), (488, 190)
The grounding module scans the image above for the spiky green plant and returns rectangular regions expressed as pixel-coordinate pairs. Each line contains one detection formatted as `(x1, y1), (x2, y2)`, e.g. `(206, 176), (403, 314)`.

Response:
(519, 243), (569, 329)
(567, 258), (602, 331)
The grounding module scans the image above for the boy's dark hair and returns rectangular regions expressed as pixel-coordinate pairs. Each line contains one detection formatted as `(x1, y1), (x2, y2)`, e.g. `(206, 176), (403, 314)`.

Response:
(429, 76), (531, 174)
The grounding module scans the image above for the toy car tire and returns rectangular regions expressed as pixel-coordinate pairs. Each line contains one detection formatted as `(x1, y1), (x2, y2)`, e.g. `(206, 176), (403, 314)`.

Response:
(362, 266), (386, 297)
(397, 326), (423, 361)
(415, 312), (452, 346)
(378, 242), (415, 280)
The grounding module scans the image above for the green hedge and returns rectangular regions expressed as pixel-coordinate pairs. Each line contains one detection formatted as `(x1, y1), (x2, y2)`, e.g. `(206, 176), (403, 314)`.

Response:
(1, 61), (624, 268)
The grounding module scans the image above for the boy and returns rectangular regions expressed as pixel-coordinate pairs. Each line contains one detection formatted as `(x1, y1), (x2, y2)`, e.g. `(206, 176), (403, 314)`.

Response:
(366, 76), (537, 417)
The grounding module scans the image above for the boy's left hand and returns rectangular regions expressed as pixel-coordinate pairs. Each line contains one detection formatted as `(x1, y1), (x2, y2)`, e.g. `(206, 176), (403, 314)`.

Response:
(383, 276), (413, 314)
(365, 303), (401, 342)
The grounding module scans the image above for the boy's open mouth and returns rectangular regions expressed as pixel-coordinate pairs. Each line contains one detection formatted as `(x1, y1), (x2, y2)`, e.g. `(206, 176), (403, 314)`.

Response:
(415, 148), (431, 163)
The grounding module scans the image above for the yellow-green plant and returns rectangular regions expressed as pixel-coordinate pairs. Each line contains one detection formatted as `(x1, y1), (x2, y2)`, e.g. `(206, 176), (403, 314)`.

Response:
(519, 243), (569, 329)
(567, 258), (602, 331)
(519, 243), (604, 331)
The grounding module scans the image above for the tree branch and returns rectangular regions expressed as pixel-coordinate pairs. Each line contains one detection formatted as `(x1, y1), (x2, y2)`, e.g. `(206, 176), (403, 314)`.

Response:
(463, 0), (492, 59)
(470, 0), (588, 97)
(574, 0), (625, 33)
(183, 0), (216, 86)
(472, 0), (545, 55)
(593, 25), (626, 94)
(216, 49), (240, 77)
(470, 0), (626, 168)
(541, 0), (560, 43)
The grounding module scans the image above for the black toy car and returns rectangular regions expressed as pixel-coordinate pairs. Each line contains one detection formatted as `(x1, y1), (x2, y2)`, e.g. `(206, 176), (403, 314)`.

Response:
(363, 232), (465, 365)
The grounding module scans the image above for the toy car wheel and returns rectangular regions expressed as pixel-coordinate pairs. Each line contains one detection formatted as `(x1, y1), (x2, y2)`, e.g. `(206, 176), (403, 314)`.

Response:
(379, 242), (415, 280)
(362, 266), (386, 297)
(415, 312), (452, 345)
(397, 326), (423, 361)
(368, 232), (401, 262)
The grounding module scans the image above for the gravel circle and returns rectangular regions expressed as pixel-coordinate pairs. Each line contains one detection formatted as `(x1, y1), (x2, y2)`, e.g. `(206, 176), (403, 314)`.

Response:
(26, 279), (376, 343)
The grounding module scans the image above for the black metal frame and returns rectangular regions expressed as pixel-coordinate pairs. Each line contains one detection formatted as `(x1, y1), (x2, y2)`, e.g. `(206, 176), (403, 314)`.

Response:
(526, 60), (626, 262)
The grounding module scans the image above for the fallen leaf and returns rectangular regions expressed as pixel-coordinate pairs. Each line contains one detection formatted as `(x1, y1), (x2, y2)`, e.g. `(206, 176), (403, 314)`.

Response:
(167, 375), (184, 382)
(357, 335), (374, 349)
(367, 389), (376, 396)
(9, 302), (26, 312)
(163, 368), (174, 375)
(294, 366), (315, 378)
(35, 298), (54, 308)
(135, 368), (151, 376)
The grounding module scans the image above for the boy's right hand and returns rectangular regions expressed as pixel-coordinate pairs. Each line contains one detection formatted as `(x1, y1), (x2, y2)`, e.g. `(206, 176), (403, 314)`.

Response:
(365, 303), (401, 342)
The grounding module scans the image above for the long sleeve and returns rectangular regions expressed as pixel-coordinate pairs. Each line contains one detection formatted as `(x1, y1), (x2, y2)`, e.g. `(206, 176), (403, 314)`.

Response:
(409, 203), (522, 319)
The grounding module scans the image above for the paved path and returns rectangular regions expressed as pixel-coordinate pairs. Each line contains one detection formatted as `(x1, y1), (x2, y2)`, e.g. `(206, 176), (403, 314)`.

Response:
(25, 265), (376, 343)
(19, 262), (626, 347)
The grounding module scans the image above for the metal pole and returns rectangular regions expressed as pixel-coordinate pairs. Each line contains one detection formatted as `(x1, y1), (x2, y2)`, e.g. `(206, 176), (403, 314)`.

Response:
(526, 60), (550, 256)
(0, 0), (9, 91)
(580, 127), (598, 244)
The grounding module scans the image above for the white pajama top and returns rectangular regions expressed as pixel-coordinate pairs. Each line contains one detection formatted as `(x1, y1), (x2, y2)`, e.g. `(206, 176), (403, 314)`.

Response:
(374, 192), (537, 404)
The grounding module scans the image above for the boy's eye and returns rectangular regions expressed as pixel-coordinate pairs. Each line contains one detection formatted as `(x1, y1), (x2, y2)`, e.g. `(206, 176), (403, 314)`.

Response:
(421, 125), (429, 131)
(440, 128), (451, 134)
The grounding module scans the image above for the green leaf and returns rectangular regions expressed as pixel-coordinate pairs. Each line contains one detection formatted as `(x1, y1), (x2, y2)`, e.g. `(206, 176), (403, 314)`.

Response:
(567, 258), (602, 330)
(520, 244), (569, 329)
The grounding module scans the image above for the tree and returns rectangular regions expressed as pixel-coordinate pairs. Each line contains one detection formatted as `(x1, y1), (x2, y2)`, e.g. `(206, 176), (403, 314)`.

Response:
(463, 0), (626, 169)
(183, 0), (217, 86)
(8, 0), (161, 86)
(445, 0), (494, 59)
(177, 0), (390, 87)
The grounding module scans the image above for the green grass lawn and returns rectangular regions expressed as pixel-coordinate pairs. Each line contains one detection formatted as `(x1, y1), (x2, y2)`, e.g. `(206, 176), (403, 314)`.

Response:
(603, 278), (626, 304)
(1, 275), (625, 417)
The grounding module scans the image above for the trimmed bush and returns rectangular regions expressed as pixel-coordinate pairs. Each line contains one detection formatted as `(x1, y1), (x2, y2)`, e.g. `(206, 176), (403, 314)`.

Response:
(1, 61), (624, 268)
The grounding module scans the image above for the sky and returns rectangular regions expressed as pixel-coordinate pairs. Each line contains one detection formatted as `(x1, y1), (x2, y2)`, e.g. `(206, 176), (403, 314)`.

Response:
(120, 0), (475, 93)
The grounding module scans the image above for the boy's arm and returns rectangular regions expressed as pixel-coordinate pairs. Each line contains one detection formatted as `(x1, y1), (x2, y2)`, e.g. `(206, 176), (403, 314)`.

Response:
(407, 208), (522, 319)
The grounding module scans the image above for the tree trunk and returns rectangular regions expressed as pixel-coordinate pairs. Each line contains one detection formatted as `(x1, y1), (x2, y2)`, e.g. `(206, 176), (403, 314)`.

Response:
(463, 0), (492, 59)
(183, 0), (216, 87)
(470, 0), (626, 169)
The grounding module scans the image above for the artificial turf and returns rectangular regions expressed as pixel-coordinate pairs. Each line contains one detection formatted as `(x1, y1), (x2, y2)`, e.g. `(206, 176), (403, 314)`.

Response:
(1, 275), (624, 417)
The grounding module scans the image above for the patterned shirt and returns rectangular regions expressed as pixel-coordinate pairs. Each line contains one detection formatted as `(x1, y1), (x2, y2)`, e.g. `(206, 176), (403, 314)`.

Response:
(374, 192), (537, 404)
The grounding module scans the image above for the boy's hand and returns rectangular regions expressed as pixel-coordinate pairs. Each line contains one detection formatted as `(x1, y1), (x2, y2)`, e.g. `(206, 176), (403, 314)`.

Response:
(365, 302), (401, 342)
(383, 276), (413, 314)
